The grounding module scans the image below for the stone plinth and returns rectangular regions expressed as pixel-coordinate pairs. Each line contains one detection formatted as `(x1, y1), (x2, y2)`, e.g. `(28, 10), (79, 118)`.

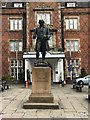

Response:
(32, 67), (51, 94)
(23, 67), (59, 109)
(29, 67), (54, 103)
(29, 93), (53, 103)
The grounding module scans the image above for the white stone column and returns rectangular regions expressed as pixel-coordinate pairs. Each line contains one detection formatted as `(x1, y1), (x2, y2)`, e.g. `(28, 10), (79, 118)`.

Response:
(54, 62), (58, 82)
(61, 59), (64, 82)
(29, 61), (32, 82)
(58, 59), (64, 83)
(25, 59), (30, 81)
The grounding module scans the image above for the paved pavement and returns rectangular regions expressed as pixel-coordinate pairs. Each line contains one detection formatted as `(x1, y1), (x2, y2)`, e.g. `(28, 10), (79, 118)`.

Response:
(0, 84), (89, 120)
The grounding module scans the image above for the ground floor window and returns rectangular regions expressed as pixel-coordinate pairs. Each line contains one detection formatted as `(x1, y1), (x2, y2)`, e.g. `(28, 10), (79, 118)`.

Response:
(66, 59), (80, 78)
(10, 60), (23, 77)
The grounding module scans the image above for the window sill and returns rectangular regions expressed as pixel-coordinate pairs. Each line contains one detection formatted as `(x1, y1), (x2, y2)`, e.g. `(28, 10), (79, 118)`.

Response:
(9, 30), (23, 32)
(65, 51), (79, 53)
(9, 51), (23, 53)
(65, 29), (80, 32)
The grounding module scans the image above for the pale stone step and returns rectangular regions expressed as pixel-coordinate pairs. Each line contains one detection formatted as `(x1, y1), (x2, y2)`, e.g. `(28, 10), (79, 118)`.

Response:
(23, 101), (59, 109)
(29, 93), (54, 103)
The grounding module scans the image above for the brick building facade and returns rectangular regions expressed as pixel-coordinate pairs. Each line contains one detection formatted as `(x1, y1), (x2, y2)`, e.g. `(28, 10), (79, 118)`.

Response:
(1, 2), (90, 82)
(2, 2), (26, 79)
(61, 2), (90, 79)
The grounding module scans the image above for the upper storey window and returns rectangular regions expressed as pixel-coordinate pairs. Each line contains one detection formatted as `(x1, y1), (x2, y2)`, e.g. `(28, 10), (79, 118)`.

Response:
(36, 12), (51, 25)
(66, 3), (76, 7)
(65, 18), (78, 30)
(66, 40), (79, 52)
(14, 3), (23, 8)
(9, 18), (23, 31)
(9, 40), (22, 52)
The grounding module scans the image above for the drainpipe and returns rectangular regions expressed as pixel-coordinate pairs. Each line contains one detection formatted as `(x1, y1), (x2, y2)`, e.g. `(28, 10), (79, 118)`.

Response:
(23, 12), (27, 52)
(61, 9), (64, 51)
(61, 8), (66, 84)
(23, 3), (27, 85)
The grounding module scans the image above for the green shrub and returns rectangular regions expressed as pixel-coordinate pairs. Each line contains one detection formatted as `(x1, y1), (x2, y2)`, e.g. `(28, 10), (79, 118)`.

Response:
(79, 68), (88, 77)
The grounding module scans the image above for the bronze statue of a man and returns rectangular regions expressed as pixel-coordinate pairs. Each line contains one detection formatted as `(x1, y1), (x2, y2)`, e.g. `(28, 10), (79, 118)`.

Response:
(33, 20), (51, 63)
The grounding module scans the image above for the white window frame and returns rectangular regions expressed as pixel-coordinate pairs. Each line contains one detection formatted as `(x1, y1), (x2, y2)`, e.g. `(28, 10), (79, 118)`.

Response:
(65, 17), (79, 30)
(65, 39), (79, 52)
(36, 12), (51, 25)
(10, 60), (23, 77)
(9, 40), (23, 52)
(67, 3), (76, 7)
(14, 3), (23, 8)
(11, 60), (14, 67)
(66, 59), (80, 77)
(19, 60), (23, 67)
(9, 18), (23, 31)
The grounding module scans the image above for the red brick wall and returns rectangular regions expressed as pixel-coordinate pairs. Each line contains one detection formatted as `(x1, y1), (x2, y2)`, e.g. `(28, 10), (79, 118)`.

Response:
(2, 3), (90, 78)
(63, 8), (90, 74)
(88, 13), (90, 73)
(27, 2), (61, 49)
(2, 8), (25, 77)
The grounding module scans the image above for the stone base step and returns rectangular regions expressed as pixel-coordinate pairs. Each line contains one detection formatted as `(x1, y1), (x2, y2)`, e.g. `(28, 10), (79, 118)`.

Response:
(23, 101), (59, 109)
(29, 93), (54, 103)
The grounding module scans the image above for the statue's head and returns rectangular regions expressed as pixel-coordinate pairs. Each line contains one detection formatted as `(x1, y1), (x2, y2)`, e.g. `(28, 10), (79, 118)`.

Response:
(39, 20), (44, 27)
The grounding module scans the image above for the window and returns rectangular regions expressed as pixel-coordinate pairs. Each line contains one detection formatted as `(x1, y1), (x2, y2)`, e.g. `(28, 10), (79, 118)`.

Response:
(19, 60), (23, 67)
(19, 68), (23, 73)
(11, 69), (14, 77)
(10, 60), (23, 67)
(48, 33), (54, 47)
(11, 61), (14, 66)
(14, 3), (23, 7)
(10, 18), (22, 31)
(65, 18), (78, 30)
(36, 12), (51, 25)
(10, 60), (23, 77)
(9, 41), (22, 52)
(76, 59), (79, 66)
(66, 59), (80, 77)
(66, 3), (76, 7)
(11, 68), (17, 77)
(15, 61), (17, 66)
(66, 40), (79, 51)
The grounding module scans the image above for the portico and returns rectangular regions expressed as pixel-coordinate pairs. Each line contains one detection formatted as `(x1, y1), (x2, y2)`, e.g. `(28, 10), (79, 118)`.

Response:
(23, 52), (65, 83)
